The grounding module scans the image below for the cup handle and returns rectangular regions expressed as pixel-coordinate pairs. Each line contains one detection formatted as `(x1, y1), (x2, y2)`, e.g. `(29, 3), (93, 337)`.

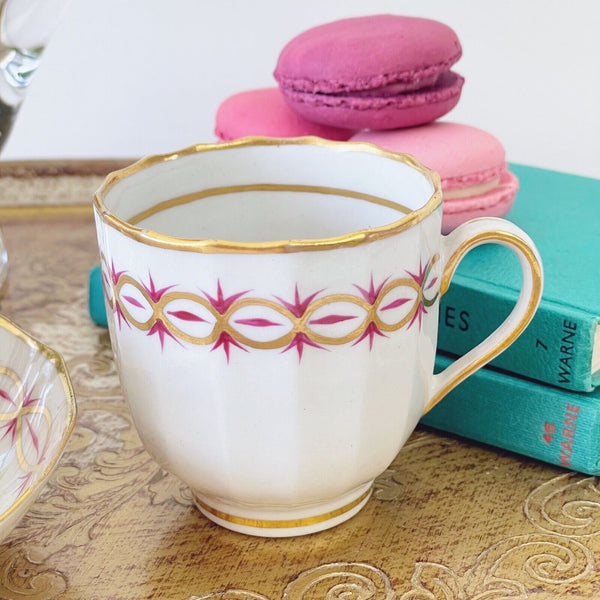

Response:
(425, 217), (544, 414)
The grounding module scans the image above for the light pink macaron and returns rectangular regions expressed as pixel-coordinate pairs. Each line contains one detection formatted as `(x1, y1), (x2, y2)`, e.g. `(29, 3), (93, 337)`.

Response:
(274, 15), (464, 130)
(215, 87), (355, 141)
(351, 123), (519, 232)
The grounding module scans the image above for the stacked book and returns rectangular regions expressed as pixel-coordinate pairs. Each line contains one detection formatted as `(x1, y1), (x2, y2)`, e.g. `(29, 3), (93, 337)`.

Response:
(423, 164), (600, 474)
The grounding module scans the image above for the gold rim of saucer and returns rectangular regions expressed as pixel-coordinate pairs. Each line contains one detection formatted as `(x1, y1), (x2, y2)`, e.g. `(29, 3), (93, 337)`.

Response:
(0, 315), (77, 523)
(94, 136), (442, 254)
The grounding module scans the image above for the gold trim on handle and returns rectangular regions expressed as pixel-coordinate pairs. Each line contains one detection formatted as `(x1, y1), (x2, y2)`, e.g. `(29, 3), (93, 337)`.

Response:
(94, 137), (442, 254)
(424, 230), (543, 413)
(193, 487), (372, 530)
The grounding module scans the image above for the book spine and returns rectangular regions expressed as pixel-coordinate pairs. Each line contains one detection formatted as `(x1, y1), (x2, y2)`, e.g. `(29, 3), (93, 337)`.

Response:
(438, 279), (597, 392)
(422, 354), (600, 475)
(89, 265), (108, 327)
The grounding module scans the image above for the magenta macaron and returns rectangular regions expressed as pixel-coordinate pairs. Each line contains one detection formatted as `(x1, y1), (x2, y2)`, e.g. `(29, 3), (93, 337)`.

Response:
(274, 15), (464, 130)
(215, 87), (354, 141)
(351, 123), (519, 232)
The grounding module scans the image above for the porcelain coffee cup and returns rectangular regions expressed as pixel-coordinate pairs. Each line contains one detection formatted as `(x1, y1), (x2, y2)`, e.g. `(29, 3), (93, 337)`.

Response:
(94, 137), (543, 537)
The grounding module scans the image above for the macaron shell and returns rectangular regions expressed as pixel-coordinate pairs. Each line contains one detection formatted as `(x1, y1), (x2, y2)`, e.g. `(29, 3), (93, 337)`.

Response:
(274, 15), (462, 94)
(215, 87), (354, 141)
(351, 122), (506, 182)
(282, 71), (464, 130)
(350, 122), (518, 232)
(442, 170), (519, 233)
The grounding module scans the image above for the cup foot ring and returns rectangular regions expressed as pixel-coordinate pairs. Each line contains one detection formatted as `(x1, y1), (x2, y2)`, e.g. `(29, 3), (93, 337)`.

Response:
(192, 483), (373, 537)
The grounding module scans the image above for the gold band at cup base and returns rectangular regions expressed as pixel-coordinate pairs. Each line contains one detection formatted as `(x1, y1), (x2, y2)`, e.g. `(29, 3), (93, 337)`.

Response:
(193, 486), (373, 533)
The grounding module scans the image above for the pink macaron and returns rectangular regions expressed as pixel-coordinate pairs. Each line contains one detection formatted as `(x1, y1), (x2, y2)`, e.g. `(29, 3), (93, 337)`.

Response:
(274, 15), (464, 130)
(351, 123), (519, 232)
(215, 87), (355, 141)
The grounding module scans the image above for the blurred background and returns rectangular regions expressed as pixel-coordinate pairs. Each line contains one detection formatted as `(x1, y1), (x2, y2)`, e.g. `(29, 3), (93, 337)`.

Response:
(1, 0), (599, 177)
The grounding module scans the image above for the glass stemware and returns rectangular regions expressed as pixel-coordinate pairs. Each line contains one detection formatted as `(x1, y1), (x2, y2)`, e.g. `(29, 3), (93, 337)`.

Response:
(0, 0), (71, 291)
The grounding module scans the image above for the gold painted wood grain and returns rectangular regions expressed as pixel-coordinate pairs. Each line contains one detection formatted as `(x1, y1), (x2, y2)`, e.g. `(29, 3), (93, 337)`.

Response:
(0, 161), (598, 600)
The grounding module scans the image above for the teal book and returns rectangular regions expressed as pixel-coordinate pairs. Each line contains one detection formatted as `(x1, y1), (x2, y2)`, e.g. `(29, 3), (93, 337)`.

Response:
(422, 353), (600, 475)
(438, 164), (600, 392)
(88, 265), (108, 327)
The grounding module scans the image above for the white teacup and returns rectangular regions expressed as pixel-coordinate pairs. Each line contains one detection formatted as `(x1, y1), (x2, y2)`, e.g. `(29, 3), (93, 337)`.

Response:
(94, 138), (542, 537)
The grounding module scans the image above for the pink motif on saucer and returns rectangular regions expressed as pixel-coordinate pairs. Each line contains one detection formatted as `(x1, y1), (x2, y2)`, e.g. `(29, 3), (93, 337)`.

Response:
(0, 369), (52, 503)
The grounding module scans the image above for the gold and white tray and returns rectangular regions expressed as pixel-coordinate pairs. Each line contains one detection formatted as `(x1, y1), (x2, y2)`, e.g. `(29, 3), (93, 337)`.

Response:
(0, 160), (597, 600)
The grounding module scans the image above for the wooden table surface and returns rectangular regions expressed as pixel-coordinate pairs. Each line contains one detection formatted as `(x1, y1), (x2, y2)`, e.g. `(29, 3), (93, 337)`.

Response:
(0, 161), (598, 600)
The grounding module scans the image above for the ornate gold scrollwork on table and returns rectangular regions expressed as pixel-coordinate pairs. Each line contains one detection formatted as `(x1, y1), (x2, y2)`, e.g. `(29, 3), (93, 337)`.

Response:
(1, 166), (600, 600)
(525, 472), (600, 539)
